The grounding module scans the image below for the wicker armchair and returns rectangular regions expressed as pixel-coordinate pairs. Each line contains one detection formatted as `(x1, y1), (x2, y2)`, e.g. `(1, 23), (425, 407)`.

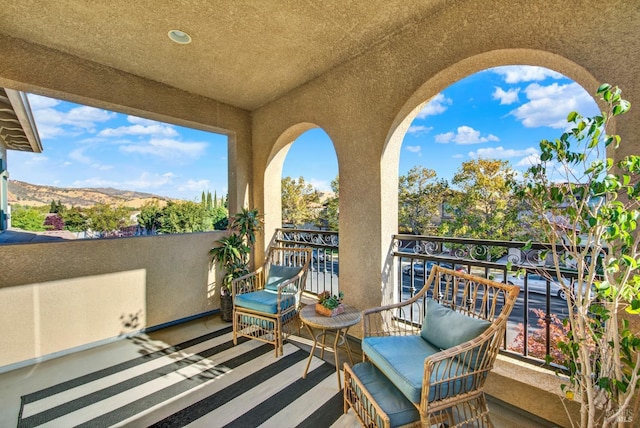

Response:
(232, 246), (311, 357)
(359, 266), (519, 427)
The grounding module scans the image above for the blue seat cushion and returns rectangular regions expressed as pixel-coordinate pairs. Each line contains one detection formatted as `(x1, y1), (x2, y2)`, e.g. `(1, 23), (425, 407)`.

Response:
(362, 335), (475, 404)
(234, 290), (295, 314)
(350, 362), (419, 427)
(265, 265), (301, 291)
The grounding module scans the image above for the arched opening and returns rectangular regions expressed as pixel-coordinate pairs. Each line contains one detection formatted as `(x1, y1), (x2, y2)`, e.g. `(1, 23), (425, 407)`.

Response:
(397, 65), (600, 239)
(382, 51), (605, 367)
(263, 125), (339, 294)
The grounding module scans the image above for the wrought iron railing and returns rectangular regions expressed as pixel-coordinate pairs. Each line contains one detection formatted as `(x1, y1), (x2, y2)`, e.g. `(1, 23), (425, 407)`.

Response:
(393, 234), (589, 368)
(274, 228), (588, 368)
(274, 228), (339, 296)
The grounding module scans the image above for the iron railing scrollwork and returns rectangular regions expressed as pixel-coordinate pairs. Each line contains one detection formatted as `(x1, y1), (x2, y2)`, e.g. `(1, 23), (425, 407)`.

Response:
(274, 228), (339, 296)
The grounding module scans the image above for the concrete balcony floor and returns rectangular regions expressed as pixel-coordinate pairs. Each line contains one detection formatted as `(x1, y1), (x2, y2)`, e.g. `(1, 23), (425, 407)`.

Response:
(1, 308), (555, 427)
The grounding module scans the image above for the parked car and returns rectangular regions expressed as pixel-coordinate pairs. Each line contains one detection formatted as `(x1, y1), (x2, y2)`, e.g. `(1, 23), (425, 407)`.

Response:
(492, 273), (570, 300)
(312, 248), (326, 263)
(403, 262), (434, 277)
(402, 262), (464, 277)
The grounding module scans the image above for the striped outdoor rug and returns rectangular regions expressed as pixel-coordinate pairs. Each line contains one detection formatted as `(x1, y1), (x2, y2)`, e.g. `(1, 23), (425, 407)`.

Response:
(17, 327), (345, 427)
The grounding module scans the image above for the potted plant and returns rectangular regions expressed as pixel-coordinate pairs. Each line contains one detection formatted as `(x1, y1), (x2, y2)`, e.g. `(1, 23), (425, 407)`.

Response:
(513, 84), (639, 427)
(209, 208), (263, 321)
(316, 291), (345, 317)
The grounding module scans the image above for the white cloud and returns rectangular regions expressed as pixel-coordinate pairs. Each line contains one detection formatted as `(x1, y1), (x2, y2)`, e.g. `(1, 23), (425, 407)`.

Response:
(436, 126), (499, 145)
(491, 66), (563, 84)
(69, 148), (92, 164)
(27, 94), (60, 109)
(407, 125), (433, 135)
(307, 178), (331, 192)
(510, 82), (599, 128)
(492, 87), (520, 105)
(469, 146), (538, 159)
(435, 132), (454, 144)
(125, 172), (175, 190)
(119, 138), (207, 159)
(416, 93), (453, 118)
(25, 155), (49, 164)
(92, 163), (113, 171)
(98, 123), (178, 138)
(405, 145), (422, 154)
(516, 153), (542, 167)
(72, 177), (119, 188)
(452, 154), (464, 159)
(27, 94), (116, 139)
(127, 116), (161, 126)
(68, 147), (112, 171)
(177, 179), (212, 192)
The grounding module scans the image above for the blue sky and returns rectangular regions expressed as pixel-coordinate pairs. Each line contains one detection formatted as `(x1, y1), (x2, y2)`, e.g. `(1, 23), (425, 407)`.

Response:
(8, 65), (599, 200)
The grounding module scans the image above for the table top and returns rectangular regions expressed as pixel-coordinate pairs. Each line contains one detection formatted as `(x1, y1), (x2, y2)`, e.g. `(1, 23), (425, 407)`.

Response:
(300, 304), (361, 330)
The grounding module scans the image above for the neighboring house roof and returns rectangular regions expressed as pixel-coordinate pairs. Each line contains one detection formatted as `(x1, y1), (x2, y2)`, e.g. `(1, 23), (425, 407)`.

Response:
(0, 88), (42, 153)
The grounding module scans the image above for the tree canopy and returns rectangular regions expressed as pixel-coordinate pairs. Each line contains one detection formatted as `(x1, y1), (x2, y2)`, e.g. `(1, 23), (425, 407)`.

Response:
(439, 158), (522, 240)
(281, 176), (320, 227)
(398, 166), (449, 234)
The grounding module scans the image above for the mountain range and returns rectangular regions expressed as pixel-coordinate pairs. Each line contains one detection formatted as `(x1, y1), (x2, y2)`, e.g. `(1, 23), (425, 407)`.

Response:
(7, 180), (172, 209)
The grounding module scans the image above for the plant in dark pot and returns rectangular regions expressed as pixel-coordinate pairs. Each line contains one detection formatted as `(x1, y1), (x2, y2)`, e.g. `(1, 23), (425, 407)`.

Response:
(209, 208), (263, 322)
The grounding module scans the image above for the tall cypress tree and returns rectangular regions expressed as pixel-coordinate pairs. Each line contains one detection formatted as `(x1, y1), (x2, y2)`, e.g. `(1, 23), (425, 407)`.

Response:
(206, 191), (213, 211)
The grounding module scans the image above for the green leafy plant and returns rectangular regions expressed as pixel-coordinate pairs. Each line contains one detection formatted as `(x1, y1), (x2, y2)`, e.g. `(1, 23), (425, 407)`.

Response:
(513, 84), (639, 427)
(318, 291), (344, 309)
(209, 208), (263, 295)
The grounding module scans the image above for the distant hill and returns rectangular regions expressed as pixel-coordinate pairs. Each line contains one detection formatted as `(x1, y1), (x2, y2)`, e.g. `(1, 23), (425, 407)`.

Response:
(7, 180), (173, 208)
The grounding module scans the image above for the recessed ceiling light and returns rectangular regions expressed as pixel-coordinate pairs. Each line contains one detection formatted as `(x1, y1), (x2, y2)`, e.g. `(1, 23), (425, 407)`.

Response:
(168, 29), (192, 44)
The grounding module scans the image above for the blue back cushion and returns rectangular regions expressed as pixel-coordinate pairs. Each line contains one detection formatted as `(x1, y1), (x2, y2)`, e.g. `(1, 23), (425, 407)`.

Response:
(265, 265), (301, 291)
(420, 299), (491, 351)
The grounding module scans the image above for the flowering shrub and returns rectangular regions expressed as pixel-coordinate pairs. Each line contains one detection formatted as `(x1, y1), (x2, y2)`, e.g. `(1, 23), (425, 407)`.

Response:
(509, 308), (597, 365)
(509, 308), (568, 364)
(43, 214), (65, 231)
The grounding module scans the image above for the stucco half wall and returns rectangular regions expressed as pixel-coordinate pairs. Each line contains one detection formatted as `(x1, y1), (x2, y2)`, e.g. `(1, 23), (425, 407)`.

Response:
(0, 232), (222, 369)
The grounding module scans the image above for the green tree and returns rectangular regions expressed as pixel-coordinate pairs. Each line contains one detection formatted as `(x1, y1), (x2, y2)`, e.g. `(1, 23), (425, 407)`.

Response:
(323, 175), (340, 231)
(63, 206), (88, 232)
(512, 84), (639, 428)
(86, 203), (131, 235)
(210, 206), (228, 230)
(206, 191), (213, 211)
(398, 166), (449, 234)
(158, 201), (208, 233)
(201, 191), (206, 208)
(439, 159), (521, 241)
(281, 176), (320, 226)
(138, 201), (163, 233)
(49, 199), (65, 214)
(11, 205), (45, 231)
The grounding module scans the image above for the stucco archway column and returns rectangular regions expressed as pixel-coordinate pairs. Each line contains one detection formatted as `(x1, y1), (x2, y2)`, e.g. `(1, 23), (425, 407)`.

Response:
(332, 130), (399, 326)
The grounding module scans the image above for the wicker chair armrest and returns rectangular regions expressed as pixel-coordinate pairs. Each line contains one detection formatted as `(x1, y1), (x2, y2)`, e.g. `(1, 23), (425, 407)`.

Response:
(419, 322), (505, 411)
(232, 267), (265, 296)
(363, 269), (438, 337)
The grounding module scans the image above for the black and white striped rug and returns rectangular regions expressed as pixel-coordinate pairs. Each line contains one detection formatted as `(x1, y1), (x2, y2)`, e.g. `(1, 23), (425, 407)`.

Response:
(17, 327), (345, 427)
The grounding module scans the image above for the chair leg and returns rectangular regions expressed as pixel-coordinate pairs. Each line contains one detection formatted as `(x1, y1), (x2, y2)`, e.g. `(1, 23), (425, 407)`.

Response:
(232, 310), (237, 346)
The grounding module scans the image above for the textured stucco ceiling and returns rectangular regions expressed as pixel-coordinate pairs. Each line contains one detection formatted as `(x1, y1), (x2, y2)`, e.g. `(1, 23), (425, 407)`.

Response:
(0, 0), (445, 111)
